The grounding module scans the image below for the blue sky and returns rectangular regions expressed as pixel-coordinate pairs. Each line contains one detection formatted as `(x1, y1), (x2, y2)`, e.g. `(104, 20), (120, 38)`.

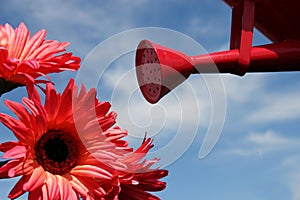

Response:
(1, 0), (300, 199)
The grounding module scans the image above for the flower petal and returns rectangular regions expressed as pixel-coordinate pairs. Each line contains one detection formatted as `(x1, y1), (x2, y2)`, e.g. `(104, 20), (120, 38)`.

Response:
(0, 141), (19, 152)
(95, 102), (111, 117)
(64, 173), (88, 197)
(20, 29), (45, 61)
(23, 166), (45, 191)
(11, 22), (29, 59)
(0, 24), (9, 49)
(0, 113), (33, 143)
(8, 158), (35, 177)
(0, 47), (8, 64)
(0, 159), (21, 178)
(28, 186), (43, 200)
(57, 175), (77, 200)
(25, 79), (41, 102)
(45, 172), (60, 200)
(44, 82), (59, 121)
(77, 176), (107, 198)
(55, 84), (72, 124)
(22, 98), (39, 117)
(2, 144), (26, 159)
(71, 165), (113, 180)
(5, 100), (32, 128)
(8, 175), (29, 199)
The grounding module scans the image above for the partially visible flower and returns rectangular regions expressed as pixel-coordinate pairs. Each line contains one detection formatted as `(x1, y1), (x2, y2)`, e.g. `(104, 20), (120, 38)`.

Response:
(104, 138), (168, 200)
(0, 22), (80, 95)
(0, 79), (131, 199)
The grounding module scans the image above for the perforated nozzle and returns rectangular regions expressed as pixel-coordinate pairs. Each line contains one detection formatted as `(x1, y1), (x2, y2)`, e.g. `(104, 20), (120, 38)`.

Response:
(136, 43), (162, 103)
(135, 40), (195, 104)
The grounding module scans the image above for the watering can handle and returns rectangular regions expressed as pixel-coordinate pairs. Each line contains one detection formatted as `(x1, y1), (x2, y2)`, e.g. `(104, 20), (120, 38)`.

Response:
(230, 0), (255, 76)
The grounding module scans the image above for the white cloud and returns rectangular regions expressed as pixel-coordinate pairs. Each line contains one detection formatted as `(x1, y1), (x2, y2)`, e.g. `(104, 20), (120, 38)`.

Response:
(246, 92), (300, 123)
(221, 72), (300, 126)
(108, 67), (205, 136)
(220, 133), (300, 199)
(222, 74), (266, 103)
(247, 130), (293, 145)
(75, 24), (228, 141)
(4, 0), (146, 57)
(223, 130), (300, 157)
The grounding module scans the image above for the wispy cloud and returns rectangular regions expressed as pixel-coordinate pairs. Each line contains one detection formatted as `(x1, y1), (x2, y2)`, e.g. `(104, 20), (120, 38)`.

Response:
(246, 92), (300, 124)
(2, 0), (146, 57)
(219, 133), (300, 199)
(222, 74), (266, 103)
(102, 64), (206, 135)
(223, 130), (300, 157)
(221, 72), (300, 126)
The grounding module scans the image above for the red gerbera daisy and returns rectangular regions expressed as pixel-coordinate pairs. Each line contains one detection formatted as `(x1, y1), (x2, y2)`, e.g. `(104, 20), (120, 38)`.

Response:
(119, 138), (168, 200)
(104, 138), (168, 200)
(0, 79), (132, 199)
(0, 22), (80, 95)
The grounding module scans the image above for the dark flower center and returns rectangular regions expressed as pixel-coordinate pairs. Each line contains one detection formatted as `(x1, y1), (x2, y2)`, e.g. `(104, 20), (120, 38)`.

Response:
(34, 130), (79, 175)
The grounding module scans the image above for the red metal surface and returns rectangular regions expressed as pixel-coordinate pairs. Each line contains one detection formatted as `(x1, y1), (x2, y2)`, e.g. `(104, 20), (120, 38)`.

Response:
(224, 0), (300, 42)
(136, 40), (194, 104)
(230, 6), (242, 50)
(234, 0), (255, 76)
(135, 39), (300, 103)
(135, 0), (300, 103)
(192, 40), (300, 73)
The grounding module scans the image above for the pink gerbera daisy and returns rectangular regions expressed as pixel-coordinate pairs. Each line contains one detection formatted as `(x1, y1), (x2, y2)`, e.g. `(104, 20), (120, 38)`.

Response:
(0, 79), (132, 199)
(0, 22), (80, 95)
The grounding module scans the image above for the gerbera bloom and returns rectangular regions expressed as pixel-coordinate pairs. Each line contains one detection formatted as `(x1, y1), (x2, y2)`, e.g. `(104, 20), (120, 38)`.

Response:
(0, 79), (168, 199)
(0, 22), (80, 95)
(0, 79), (132, 199)
(104, 137), (168, 200)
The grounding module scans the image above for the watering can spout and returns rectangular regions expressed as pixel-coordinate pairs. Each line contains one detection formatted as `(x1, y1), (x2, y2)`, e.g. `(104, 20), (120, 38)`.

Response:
(135, 39), (300, 104)
(135, 40), (195, 104)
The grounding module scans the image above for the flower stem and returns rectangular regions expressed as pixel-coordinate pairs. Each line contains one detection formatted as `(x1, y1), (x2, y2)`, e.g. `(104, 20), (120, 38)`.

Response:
(0, 78), (22, 97)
